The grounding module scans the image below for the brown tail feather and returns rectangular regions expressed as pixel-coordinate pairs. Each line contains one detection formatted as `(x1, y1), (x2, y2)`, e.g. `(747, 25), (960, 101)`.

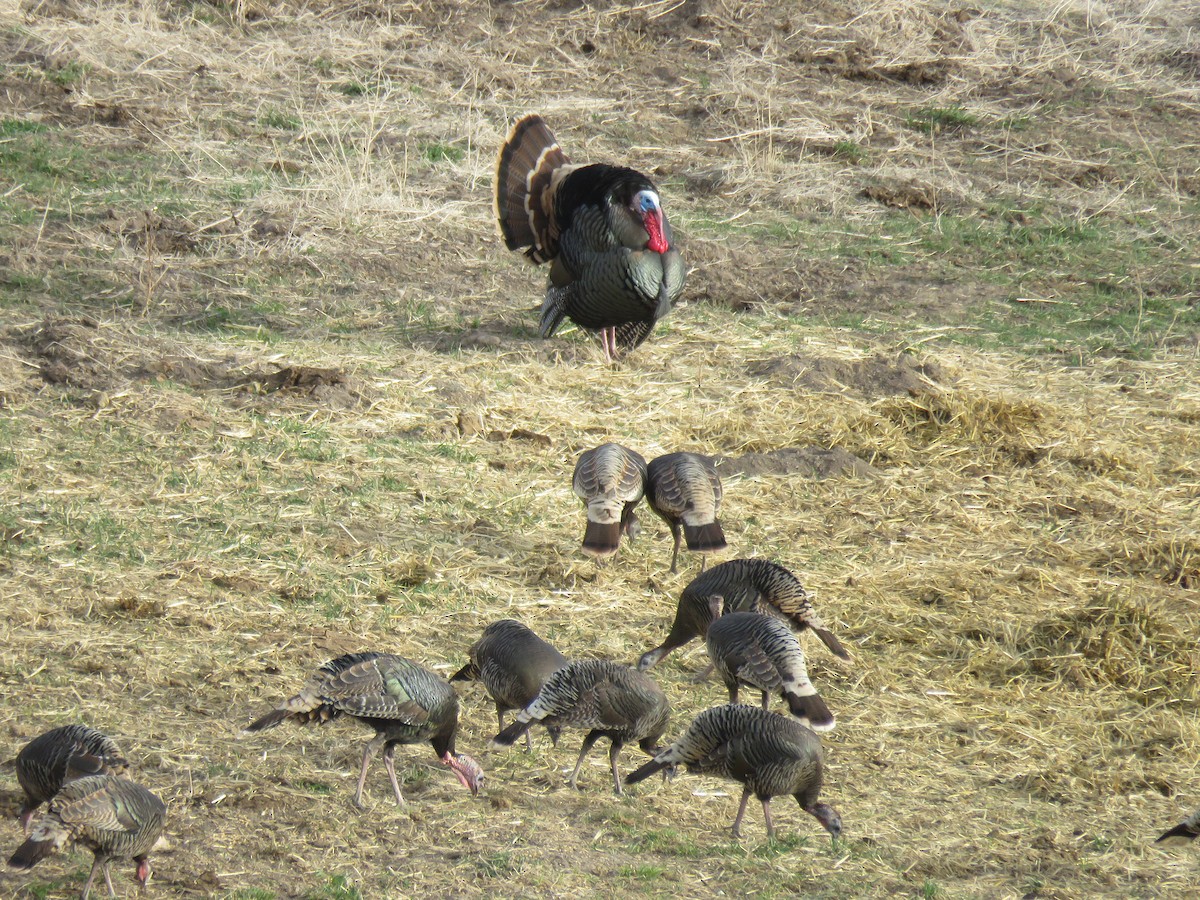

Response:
(245, 708), (292, 732)
(814, 627), (850, 661)
(787, 691), (835, 732)
(683, 521), (726, 553)
(582, 521), (621, 557)
(495, 114), (569, 263)
(8, 837), (57, 870)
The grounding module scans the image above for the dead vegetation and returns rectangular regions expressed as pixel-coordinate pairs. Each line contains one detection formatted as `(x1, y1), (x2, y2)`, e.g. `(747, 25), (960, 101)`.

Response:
(1, 0), (1199, 898)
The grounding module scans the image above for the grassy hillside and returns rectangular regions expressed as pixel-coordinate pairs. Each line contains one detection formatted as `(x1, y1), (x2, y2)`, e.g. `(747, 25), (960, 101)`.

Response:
(1, 0), (1198, 897)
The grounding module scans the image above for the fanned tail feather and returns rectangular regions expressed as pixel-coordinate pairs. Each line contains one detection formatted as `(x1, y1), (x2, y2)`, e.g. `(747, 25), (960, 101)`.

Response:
(683, 522), (726, 553)
(496, 115), (569, 262)
(582, 521), (621, 557)
(786, 691), (835, 732)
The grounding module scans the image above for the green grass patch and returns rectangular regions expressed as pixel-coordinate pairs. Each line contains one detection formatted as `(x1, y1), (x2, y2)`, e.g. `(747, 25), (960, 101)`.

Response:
(420, 141), (465, 164)
(258, 107), (302, 130)
(303, 874), (362, 900)
(905, 105), (980, 133)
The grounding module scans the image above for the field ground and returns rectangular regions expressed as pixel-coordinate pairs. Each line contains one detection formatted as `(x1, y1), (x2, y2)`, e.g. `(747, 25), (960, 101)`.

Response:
(1, 0), (1199, 897)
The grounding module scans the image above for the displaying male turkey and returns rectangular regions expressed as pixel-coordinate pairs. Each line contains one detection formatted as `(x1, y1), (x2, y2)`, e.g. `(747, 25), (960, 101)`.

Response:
(705, 612), (835, 732)
(451, 619), (568, 750)
(489, 659), (670, 795)
(15, 725), (128, 830)
(637, 557), (849, 672)
(495, 114), (686, 361)
(1157, 808), (1200, 846)
(644, 452), (726, 574)
(624, 704), (842, 843)
(245, 652), (484, 808)
(572, 442), (648, 557)
(8, 774), (166, 900)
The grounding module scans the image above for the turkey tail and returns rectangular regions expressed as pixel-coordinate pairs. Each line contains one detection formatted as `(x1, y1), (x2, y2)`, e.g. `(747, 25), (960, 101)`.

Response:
(8, 836), (58, 870)
(449, 661), (479, 682)
(64, 750), (108, 779)
(623, 758), (668, 786)
(490, 717), (532, 748)
(245, 708), (292, 732)
(683, 522), (726, 553)
(582, 521), (621, 557)
(495, 114), (570, 264)
(1156, 825), (1195, 844)
(786, 691), (835, 733)
(813, 627), (850, 661)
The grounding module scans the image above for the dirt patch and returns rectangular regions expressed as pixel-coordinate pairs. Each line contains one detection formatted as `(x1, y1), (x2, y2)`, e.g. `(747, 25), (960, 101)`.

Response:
(716, 445), (876, 479)
(234, 365), (368, 408)
(748, 351), (945, 398)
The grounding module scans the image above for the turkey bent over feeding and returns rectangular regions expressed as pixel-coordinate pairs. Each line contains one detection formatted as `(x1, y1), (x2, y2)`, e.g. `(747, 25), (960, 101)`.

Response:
(451, 619), (568, 749)
(15, 725), (128, 830)
(572, 442), (647, 558)
(245, 652), (483, 807)
(638, 557), (849, 671)
(495, 114), (686, 361)
(706, 612), (835, 732)
(8, 774), (166, 900)
(645, 452), (726, 573)
(489, 659), (670, 794)
(624, 704), (842, 842)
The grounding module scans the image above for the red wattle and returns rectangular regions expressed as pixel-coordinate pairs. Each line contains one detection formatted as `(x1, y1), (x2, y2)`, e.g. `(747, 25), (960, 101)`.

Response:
(644, 211), (668, 254)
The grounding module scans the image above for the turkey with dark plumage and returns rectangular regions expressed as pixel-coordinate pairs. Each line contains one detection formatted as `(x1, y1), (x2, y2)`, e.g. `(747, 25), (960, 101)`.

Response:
(495, 114), (686, 361)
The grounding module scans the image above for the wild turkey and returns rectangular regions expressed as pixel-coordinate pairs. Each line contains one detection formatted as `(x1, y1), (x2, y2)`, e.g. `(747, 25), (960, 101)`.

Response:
(15, 725), (128, 830)
(1157, 808), (1200, 846)
(572, 442), (648, 557)
(624, 704), (842, 843)
(645, 452), (726, 573)
(637, 557), (849, 671)
(245, 652), (484, 808)
(8, 774), (166, 900)
(705, 612), (835, 732)
(489, 659), (670, 794)
(494, 114), (686, 361)
(450, 619), (568, 749)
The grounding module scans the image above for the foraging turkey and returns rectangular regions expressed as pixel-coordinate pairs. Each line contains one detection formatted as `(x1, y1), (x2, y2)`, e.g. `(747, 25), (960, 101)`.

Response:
(495, 114), (686, 361)
(624, 704), (842, 843)
(645, 452), (726, 573)
(637, 557), (849, 671)
(15, 725), (128, 830)
(572, 442), (648, 557)
(489, 659), (670, 794)
(8, 774), (166, 900)
(451, 619), (568, 749)
(1157, 808), (1200, 846)
(706, 612), (835, 732)
(245, 652), (484, 807)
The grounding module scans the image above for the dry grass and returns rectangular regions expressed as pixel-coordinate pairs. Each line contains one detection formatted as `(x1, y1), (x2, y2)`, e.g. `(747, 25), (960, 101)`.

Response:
(1, 0), (1199, 898)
